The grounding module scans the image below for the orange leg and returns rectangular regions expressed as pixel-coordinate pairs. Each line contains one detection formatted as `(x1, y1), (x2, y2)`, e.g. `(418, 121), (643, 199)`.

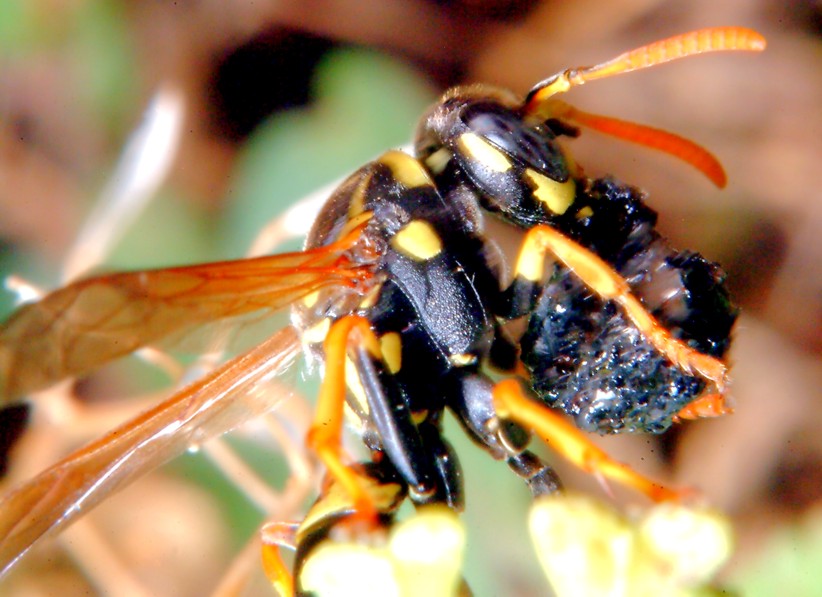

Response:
(306, 315), (383, 523)
(675, 392), (733, 421)
(514, 224), (728, 392)
(492, 380), (686, 502)
(260, 522), (299, 596)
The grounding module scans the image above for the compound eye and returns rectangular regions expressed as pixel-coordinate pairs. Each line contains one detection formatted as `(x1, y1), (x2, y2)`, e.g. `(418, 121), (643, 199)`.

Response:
(462, 104), (569, 182)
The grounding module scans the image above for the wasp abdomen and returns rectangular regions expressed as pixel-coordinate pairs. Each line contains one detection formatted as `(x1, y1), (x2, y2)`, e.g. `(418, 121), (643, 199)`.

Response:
(521, 178), (737, 434)
(521, 269), (707, 434)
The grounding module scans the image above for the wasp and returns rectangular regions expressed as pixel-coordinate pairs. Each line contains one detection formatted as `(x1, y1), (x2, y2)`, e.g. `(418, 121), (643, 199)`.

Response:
(0, 27), (764, 594)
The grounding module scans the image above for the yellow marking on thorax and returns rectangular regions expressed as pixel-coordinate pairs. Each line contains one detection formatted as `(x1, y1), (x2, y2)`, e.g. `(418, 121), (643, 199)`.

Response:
(457, 132), (512, 172)
(302, 291), (320, 308)
(425, 147), (452, 174)
(336, 210), (373, 241)
(347, 171), (373, 218)
(391, 220), (443, 261)
(358, 283), (383, 310)
(576, 205), (594, 219)
(345, 355), (370, 417)
(379, 151), (434, 188)
(524, 168), (575, 215)
(302, 317), (331, 344)
(343, 402), (365, 436)
(379, 332), (402, 374)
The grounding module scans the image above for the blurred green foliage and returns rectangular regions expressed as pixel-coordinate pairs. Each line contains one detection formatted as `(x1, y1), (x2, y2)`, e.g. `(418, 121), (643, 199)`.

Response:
(730, 507), (822, 597)
(221, 48), (436, 257)
(1, 0), (137, 314)
(0, 0), (135, 129)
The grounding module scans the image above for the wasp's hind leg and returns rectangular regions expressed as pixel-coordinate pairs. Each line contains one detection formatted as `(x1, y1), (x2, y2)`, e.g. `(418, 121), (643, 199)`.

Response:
(261, 522), (300, 596)
(447, 371), (562, 498)
(491, 379), (687, 502)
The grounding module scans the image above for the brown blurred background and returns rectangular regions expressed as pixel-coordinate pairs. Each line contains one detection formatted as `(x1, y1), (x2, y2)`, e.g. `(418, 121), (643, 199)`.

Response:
(1, 0), (821, 595)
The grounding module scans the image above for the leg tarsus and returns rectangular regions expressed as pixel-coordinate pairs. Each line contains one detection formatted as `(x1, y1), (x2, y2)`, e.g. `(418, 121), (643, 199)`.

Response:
(507, 450), (563, 498)
(260, 521), (300, 597)
(493, 379), (688, 503)
(675, 392), (732, 421)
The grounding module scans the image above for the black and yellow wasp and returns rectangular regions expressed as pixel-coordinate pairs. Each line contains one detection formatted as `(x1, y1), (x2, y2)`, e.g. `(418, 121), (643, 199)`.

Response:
(0, 27), (764, 594)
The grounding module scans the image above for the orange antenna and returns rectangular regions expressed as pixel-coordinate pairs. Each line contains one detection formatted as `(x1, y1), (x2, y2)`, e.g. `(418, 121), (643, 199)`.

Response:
(522, 27), (765, 185)
(549, 100), (728, 187)
(524, 27), (766, 115)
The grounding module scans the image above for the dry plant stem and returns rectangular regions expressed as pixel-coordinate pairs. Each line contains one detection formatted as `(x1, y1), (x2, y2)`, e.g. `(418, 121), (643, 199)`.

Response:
(3, 387), (160, 488)
(60, 517), (153, 597)
(266, 411), (311, 475)
(61, 86), (185, 283)
(1, 131), (337, 589)
(132, 347), (187, 381)
(211, 534), (264, 597)
(200, 394), (315, 517)
(203, 439), (284, 513)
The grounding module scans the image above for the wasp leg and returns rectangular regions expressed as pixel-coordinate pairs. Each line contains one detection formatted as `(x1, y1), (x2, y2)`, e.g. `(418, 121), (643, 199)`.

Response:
(261, 462), (407, 597)
(415, 417), (464, 509)
(674, 392), (732, 421)
(492, 379), (686, 502)
(260, 522), (299, 597)
(307, 315), (383, 523)
(447, 371), (562, 498)
(350, 336), (461, 508)
(488, 322), (521, 373)
(507, 449), (564, 498)
(509, 224), (728, 391)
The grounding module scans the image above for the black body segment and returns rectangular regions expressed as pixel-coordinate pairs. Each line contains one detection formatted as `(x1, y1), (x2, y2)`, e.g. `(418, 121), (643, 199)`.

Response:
(298, 151), (531, 507)
(295, 92), (735, 506)
(515, 178), (737, 433)
(292, 67), (737, 575)
(285, 27), (767, 591)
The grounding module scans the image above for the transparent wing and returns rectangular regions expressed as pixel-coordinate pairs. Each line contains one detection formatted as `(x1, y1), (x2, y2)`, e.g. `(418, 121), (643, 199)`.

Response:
(0, 240), (368, 400)
(0, 325), (302, 576)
